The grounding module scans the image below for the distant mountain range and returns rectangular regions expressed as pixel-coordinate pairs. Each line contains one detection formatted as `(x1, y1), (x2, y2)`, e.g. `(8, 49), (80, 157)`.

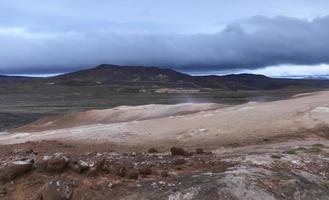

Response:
(1, 64), (329, 90)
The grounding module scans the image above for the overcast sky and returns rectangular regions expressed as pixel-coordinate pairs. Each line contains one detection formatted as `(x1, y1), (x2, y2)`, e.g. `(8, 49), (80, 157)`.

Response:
(1, 0), (329, 76)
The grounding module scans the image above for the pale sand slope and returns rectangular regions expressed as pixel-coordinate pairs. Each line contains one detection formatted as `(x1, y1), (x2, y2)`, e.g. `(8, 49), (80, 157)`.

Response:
(1, 91), (329, 146)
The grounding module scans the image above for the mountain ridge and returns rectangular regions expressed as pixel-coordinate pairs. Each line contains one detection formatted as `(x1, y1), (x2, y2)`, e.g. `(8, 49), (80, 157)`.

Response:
(1, 64), (329, 90)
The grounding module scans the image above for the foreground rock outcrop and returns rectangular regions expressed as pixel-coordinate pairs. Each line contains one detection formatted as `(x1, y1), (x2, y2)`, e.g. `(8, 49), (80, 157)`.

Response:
(0, 140), (329, 199)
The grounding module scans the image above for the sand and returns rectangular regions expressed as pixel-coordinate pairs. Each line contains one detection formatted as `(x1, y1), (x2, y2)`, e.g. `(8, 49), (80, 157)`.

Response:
(1, 91), (329, 147)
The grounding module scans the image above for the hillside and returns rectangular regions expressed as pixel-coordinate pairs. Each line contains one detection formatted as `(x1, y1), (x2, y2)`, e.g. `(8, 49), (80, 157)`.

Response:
(49, 64), (329, 90)
(1, 64), (329, 90)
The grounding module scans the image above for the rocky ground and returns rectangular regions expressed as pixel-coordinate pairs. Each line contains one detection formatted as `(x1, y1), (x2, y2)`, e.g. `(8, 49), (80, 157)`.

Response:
(1, 90), (329, 199)
(1, 137), (329, 200)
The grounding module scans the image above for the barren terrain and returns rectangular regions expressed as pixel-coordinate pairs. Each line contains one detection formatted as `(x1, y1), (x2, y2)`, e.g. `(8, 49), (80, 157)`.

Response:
(1, 91), (329, 148)
(1, 90), (329, 199)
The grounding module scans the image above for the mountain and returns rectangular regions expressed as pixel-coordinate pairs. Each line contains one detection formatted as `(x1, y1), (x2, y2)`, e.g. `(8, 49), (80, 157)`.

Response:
(52, 64), (195, 87)
(2, 64), (329, 90)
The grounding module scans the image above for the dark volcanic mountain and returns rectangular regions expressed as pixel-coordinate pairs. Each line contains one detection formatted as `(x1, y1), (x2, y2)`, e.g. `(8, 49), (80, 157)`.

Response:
(1, 64), (329, 90)
(50, 64), (329, 90)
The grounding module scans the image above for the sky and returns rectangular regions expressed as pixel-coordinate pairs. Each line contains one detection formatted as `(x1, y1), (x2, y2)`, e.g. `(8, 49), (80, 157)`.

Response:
(1, 0), (329, 77)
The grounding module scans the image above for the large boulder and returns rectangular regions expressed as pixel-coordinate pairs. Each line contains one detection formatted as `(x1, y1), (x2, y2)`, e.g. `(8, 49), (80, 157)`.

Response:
(47, 156), (68, 172)
(35, 154), (68, 173)
(0, 160), (33, 183)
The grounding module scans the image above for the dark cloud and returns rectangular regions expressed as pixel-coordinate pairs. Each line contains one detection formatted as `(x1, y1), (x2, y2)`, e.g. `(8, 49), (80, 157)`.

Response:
(1, 15), (329, 74)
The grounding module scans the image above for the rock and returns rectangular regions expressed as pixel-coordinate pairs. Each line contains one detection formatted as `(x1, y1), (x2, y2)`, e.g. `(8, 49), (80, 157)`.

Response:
(148, 148), (158, 153)
(170, 147), (191, 156)
(40, 180), (72, 200)
(195, 148), (204, 154)
(12, 148), (33, 155)
(78, 160), (89, 172)
(68, 161), (82, 174)
(35, 154), (68, 173)
(116, 166), (127, 177)
(160, 170), (169, 178)
(87, 159), (105, 176)
(172, 158), (186, 165)
(0, 160), (33, 183)
(138, 166), (152, 176)
(104, 164), (129, 177)
(126, 170), (139, 180)
(47, 156), (68, 172)
(35, 158), (48, 172)
(0, 187), (6, 197)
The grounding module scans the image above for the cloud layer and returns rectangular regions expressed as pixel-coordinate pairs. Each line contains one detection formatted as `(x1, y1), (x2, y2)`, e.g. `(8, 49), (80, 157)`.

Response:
(0, 1), (329, 74)
(1, 16), (329, 74)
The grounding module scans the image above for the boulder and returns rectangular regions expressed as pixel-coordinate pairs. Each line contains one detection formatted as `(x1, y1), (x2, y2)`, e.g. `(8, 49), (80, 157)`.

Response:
(148, 148), (158, 153)
(78, 160), (89, 172)
(35, 154), (68, 173)
(47, 156), (68, 172)
(138, 166), (152, 176)
(172, 158), (186, 165)
(68, 161), (82, 174)
(0, 160), (33, 183)
(170, 147), (191, 156)
(116, 166), (127, 177)
(40, 180), (72, 200)
(87, 159), (105, 176)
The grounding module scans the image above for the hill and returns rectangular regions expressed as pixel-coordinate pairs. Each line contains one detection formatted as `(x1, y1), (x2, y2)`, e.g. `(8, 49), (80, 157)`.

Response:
(46, 64), (329, 90)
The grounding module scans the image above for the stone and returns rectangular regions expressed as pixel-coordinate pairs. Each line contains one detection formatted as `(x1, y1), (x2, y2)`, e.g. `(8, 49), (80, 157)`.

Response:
(170, 147), (191, 156)
(78, 160), (89, 171)
(68, 161), (82, 174)
(0, 187), (6, 197)
(172, 158), (186, 165)
(47, 156), (68, 172)
(116, 166), (127, 177)
(0, 160), (33, 183)
(148, 148), (158, 153)
(40, 180), (72, 200)
(87, 159), (105, 176)
(138, 166), (152, 176)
